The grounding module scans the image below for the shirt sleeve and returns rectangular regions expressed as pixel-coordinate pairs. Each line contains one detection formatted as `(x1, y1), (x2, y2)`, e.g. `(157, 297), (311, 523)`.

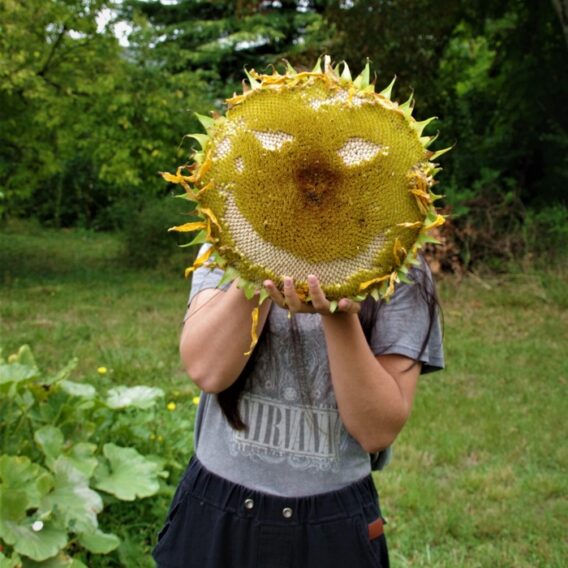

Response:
(182, 244), (233, 322)
(369, 258), (445, 374)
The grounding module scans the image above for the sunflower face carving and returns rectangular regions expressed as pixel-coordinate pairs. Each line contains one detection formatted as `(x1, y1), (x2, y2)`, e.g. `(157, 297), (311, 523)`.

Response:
(165, 56), (448, 302)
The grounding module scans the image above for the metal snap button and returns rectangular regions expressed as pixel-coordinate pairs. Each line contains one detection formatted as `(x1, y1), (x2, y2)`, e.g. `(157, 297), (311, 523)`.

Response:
(282, 507), (293, 519)
(244, 498), (254, 510)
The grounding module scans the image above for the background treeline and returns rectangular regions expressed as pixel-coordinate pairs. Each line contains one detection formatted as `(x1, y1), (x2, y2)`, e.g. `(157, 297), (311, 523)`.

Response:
(1, 0), (567, 268)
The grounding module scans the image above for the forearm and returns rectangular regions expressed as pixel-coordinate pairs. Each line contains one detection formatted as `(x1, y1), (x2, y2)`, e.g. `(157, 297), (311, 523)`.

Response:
(180, 282), (272, 393)
(321, 313), (415, 452)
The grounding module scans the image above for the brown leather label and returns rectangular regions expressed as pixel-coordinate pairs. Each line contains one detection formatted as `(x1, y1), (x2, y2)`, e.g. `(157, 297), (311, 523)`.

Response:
(367, 518), (384, 541)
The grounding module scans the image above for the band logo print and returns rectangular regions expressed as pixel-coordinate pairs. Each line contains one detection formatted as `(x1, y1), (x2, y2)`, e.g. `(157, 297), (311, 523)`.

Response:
(233, 394), (342, 464)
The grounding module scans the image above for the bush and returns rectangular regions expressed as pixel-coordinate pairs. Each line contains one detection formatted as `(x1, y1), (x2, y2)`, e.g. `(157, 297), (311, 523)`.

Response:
(433, 168), (568, 272)
(524, 204), (568, 260)
(0, 345), (195, 566)
(120, 196), (197, 270)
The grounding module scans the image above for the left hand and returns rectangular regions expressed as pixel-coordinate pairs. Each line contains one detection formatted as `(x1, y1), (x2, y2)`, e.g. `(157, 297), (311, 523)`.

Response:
(263, 275), (361, 316)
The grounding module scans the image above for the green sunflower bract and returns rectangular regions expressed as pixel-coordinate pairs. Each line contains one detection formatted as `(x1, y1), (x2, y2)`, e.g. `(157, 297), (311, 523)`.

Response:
(164, 56), (449, 350)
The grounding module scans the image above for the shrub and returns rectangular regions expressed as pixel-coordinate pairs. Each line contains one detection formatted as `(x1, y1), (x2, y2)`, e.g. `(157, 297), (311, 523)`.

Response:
(524, 204), (568, 260)
(0, 345), (191, 566)
(120, 196), (197, 271)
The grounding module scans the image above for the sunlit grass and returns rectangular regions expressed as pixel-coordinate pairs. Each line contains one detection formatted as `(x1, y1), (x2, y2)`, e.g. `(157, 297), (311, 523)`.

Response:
(1, 225), (191, 391)
(377, 270), (568, 567)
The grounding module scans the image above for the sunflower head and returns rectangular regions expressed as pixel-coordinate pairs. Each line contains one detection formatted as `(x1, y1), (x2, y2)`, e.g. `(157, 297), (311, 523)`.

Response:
(165, 56), (449, 303)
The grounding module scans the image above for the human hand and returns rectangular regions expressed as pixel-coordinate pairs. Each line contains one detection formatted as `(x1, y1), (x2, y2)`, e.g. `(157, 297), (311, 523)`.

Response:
(263, 275), (361, 316)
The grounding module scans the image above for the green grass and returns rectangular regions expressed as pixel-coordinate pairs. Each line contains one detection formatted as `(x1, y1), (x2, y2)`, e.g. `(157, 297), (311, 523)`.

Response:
(1, 224), (567, 567)
(376, 272), (568, 567)
(0, 224), (192, 392)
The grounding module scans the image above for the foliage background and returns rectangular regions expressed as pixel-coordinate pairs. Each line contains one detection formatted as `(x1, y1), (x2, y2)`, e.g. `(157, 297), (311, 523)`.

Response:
(1, 0), (566, 265)
(1, 0), (567, 566)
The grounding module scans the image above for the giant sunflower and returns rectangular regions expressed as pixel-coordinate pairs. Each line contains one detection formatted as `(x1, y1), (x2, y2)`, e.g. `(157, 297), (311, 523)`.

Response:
(164, 56), (448, 347)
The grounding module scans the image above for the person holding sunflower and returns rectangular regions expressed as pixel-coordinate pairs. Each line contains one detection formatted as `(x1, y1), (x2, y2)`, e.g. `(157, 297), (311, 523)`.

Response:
(152, 57), (445, 568)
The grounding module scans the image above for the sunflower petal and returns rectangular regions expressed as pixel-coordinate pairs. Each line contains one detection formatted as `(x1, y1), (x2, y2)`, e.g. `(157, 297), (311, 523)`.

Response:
(200, 207), (222, 231)
(397, 221), (423, 229)
(358, 274), (390, 292)
(244, 306), (260, 356)
(168, 221), (207, 233)
(423, 214), (446, 231)
(184, 246), (213, 277)
(393, 237), (407, 266)
(384, 272), (398, 299)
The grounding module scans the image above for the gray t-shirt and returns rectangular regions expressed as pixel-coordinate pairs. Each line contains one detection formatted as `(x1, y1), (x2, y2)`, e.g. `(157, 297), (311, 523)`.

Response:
(186, 253), (444, 497)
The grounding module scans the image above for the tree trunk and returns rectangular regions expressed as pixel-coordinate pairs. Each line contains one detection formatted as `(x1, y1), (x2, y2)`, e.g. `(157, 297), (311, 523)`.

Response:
(551, 0), (568, 48)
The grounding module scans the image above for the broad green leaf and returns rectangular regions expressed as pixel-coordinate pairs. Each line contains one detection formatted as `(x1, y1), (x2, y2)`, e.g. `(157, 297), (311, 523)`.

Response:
(60, 380), (96, 399)
(34, 426), (64, 462)
(11, 345), (37, 368)
(19, 551), (81, 567)
(41, 458), (102, 533)
(65, 443), (98, 478)
(0, 456), (53, 508)
(77, 529), (120, 554)
(94, 444), (162, 501)
(0, 551), (22, 567)
(0, 491), (28, 523)
(105, 386), (164, 409)
(0, 363), (37, 385)
(0, 519), (67, 562)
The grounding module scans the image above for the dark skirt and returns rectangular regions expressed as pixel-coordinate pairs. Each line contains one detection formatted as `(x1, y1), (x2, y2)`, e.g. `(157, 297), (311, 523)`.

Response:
(152, 456), (389, 568)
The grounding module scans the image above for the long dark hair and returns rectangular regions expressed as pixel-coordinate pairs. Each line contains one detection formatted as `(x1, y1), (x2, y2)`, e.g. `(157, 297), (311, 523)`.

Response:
(217, 261), (442, 430)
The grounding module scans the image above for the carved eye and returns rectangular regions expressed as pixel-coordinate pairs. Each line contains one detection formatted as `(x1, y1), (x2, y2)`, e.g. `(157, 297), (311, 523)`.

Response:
(337, 137), (389, 166)
(253, 130), (294, 151)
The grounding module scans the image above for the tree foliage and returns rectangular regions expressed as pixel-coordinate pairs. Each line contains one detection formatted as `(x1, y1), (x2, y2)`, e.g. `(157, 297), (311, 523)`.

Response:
(1, 0), (566, 260)
(122, 0), (331, 96)
(0, 0), (211, 227)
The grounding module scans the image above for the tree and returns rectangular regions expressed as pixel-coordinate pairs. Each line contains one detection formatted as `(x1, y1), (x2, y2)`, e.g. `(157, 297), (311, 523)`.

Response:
(122, 0), (332, 98)
(0, 0), (212, 226)
(325, 0), (568, 208)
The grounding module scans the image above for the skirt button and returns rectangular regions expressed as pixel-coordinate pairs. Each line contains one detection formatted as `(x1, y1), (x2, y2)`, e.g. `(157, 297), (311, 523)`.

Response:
(282, 507), (293, 519)
(244, 498), (254, 510)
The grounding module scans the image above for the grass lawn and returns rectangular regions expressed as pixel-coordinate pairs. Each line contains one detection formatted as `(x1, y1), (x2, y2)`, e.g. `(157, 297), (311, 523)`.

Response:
(1, 225), (566, 567)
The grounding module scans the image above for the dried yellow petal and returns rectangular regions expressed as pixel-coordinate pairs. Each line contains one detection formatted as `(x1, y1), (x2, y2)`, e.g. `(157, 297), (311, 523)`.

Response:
(244, 306), (260, 356)
(168, 221), (207, 233)
(423, 214), (446, 231)
(184, 246), (213, 278)
(358, 274), (390, 292)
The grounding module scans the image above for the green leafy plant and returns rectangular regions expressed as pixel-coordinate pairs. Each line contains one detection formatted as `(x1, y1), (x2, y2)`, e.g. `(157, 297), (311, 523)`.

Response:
(0, 345), (169, 566)
(121, 196), (195, 270)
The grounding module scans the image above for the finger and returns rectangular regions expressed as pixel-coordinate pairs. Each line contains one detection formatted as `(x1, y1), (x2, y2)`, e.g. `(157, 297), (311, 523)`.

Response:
(338, 298), (361, 314)
(307, 275), (329, 311)
(263, 280), (286, 308)
(282, 277), (303, 312)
